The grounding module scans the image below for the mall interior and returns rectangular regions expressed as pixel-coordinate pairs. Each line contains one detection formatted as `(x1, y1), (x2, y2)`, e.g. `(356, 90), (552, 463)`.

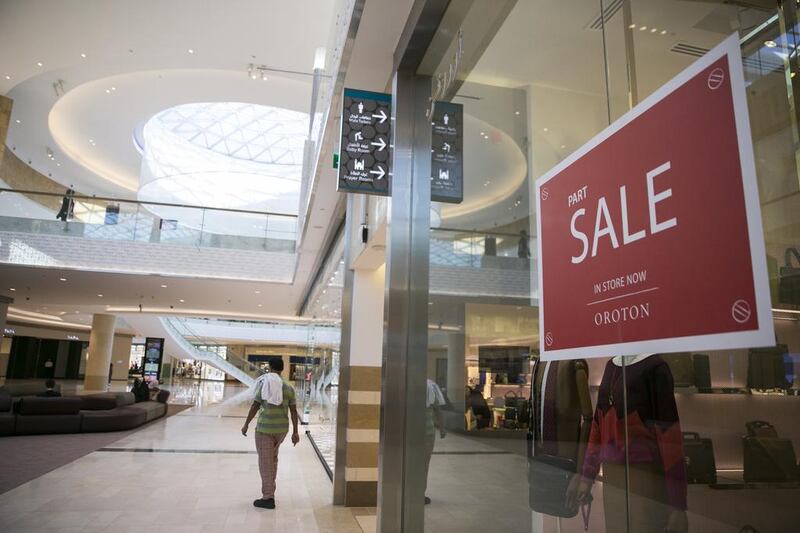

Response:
(1, 1), (800, 532)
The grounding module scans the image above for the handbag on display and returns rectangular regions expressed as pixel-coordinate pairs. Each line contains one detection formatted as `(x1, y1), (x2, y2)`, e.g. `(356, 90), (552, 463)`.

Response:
(778, 247), (800, 305)
(692, 354), (711, 389)
(747, 345), (790, 390)
(683, 432), (717, 484)
(742, 420), (799, 483)
(527, 453), (579, 517)
(660, 353), (695, 387)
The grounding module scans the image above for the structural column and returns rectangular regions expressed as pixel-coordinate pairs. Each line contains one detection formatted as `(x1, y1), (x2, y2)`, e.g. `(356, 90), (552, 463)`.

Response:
(446, 330), (466, 424)
(84, 314), (116, 391)
(335, 262), (385, 506)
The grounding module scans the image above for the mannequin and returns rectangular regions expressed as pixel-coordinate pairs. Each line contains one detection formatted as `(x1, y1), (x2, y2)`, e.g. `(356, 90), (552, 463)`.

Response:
(529, 357), (593, 516)
(576, 354), (688, 533)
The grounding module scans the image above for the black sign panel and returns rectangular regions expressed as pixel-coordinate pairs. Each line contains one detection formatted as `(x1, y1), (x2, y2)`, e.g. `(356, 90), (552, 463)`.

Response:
(143, 337), (164, 381)
(338, 88), (392, 195)
(431, 101), (463, 204)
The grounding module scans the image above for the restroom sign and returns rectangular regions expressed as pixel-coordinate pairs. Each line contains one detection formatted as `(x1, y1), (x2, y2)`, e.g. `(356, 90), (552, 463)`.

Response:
(536, 34), (772, 361)
(338, 88), (392, 196)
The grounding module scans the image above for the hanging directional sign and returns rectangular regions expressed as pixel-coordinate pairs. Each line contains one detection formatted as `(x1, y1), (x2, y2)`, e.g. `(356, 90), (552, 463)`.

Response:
(338, 88), (392, 196)
(431, 101), (463, 204)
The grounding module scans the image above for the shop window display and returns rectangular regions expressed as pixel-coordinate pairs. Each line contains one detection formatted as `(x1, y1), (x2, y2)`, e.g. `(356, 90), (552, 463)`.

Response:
(419, 0), (800, 531)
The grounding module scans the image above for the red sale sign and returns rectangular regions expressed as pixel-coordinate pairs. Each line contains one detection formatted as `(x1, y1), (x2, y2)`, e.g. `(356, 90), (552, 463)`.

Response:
(536, 34), (772, 361)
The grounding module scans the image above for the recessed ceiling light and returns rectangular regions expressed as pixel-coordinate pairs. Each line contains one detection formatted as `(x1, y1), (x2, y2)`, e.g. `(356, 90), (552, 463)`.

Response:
(4, 75), (10, 80)
(36, 61), (43, 67)
(639, 26), (647, 31)
(560, 144), (566, 149)
(97, 294), (103, 297)
(660, 30), (667, 35)
(543, 127), (549, 132)
(188, 48), (194, 54)
(179, 299), (185, 303)
(80, 53), (87, 58)
(765, 40), (777, 48)
(15, 119), (20, 124)
(257, 304), (263, 308)
(650, 28), (657, 33)
(111, 87), (116, 91)
(105, 89), (110, 94)
(628, 23), (636, 29)
(160, 284), (168, 288)
(515, 111), (520, 115)
(59, 277), (67, 282)
(9, 288), (15, 291)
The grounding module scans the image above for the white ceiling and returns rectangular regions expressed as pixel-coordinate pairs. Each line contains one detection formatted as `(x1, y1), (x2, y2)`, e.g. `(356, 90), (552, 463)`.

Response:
(0, 0), (421, 340)
(0, 0), (334, 197)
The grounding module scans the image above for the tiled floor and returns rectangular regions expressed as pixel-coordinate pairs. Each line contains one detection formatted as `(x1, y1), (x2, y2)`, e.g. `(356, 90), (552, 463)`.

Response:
(0, 382), (366, 533)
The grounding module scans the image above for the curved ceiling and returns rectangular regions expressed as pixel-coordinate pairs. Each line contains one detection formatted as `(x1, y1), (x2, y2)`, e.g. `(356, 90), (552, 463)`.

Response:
(0, 0), (334, 197)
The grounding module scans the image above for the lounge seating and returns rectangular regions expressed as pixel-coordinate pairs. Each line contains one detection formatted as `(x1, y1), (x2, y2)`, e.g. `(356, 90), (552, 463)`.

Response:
(0, 391), (15, 435)
(0, 388), (171, 436)
(15, 397), (84, 435)
(0, 382), (63, 399)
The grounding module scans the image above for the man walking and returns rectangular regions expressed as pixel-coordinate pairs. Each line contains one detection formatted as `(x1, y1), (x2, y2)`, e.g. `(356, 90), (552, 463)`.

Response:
(241, 357), (299, 509)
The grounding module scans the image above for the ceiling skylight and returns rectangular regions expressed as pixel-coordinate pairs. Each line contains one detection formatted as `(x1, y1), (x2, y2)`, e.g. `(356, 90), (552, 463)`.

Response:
(138, 102), (308, 214)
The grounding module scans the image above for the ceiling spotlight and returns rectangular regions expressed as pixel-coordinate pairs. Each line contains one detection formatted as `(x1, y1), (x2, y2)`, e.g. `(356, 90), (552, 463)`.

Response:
(765, 40), (777, 48)
(179, 299), (185, 303)
(650, 28), (657, 33)
(105, 89), (110, 94)
(15, 119), (20, 124)
(4, 75), (10, 80)
(543, 127), (549, 132)
(515, 111), (520, 115)
(639, 26), (647, 31)
(255, 290), (261, 294)
(59, 277), (67, 281)
(80, 53), (87, 58)
(9, 288), (15, 291)
(257, 304), (263, 308)
(160, 284), (168, 288)
(111, 87), (116, 91)
(97, 294), (103, 297)
(188, 48), (194, 54)
(36, 61), (43, 67)
(261, 71), (268, 81)
(660, 30), (667, 35)
(628, 23), (636, 29)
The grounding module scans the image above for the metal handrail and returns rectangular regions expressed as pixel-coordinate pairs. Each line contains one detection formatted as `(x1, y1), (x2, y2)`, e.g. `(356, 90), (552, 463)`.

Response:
(0, 187), (298, 218)
(433, 226), (531, 239)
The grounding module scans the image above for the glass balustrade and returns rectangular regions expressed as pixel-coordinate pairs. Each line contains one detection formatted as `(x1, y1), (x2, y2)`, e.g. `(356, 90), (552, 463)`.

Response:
(0, 188), (297, 253)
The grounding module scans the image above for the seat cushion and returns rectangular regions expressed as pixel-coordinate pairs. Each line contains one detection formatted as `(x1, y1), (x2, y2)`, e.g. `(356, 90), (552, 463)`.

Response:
(110, 392), (136, 407)
(156, 390), (170, 404)
(0, 413), (15, 435)
(17, 397), (83, 415)
(0, 391), (12, 413)
(81, 394), (119, 411)
(15, 414), (82, 435)
(129, 401), (167, 422)
(81, 407), (147, 432)
(0, 382), (62, 397)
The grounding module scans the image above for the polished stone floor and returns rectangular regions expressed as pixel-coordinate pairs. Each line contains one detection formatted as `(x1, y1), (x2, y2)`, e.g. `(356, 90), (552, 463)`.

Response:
(0, 381), (370, 533)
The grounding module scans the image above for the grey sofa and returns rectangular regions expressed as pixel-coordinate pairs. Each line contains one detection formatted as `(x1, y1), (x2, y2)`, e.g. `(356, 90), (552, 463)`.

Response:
(0, 389), (171, 436)
(0, 392), (15, 435)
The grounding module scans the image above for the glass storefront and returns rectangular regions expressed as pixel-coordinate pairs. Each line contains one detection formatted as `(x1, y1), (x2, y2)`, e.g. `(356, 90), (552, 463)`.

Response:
(413, 1), (800, 531)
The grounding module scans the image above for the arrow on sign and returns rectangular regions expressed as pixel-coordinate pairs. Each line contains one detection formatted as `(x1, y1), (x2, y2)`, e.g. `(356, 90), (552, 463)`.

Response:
(370, 138), (387, 151)
(372, 110), (388, 124)
(369, 166), (386, 180)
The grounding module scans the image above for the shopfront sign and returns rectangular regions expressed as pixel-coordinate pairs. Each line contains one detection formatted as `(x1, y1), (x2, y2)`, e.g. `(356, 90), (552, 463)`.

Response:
(536, 34), (772, 361)
(431, 101), (463, 204)
(337, 88), (392, 196)
(143, 337), (165, 380)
